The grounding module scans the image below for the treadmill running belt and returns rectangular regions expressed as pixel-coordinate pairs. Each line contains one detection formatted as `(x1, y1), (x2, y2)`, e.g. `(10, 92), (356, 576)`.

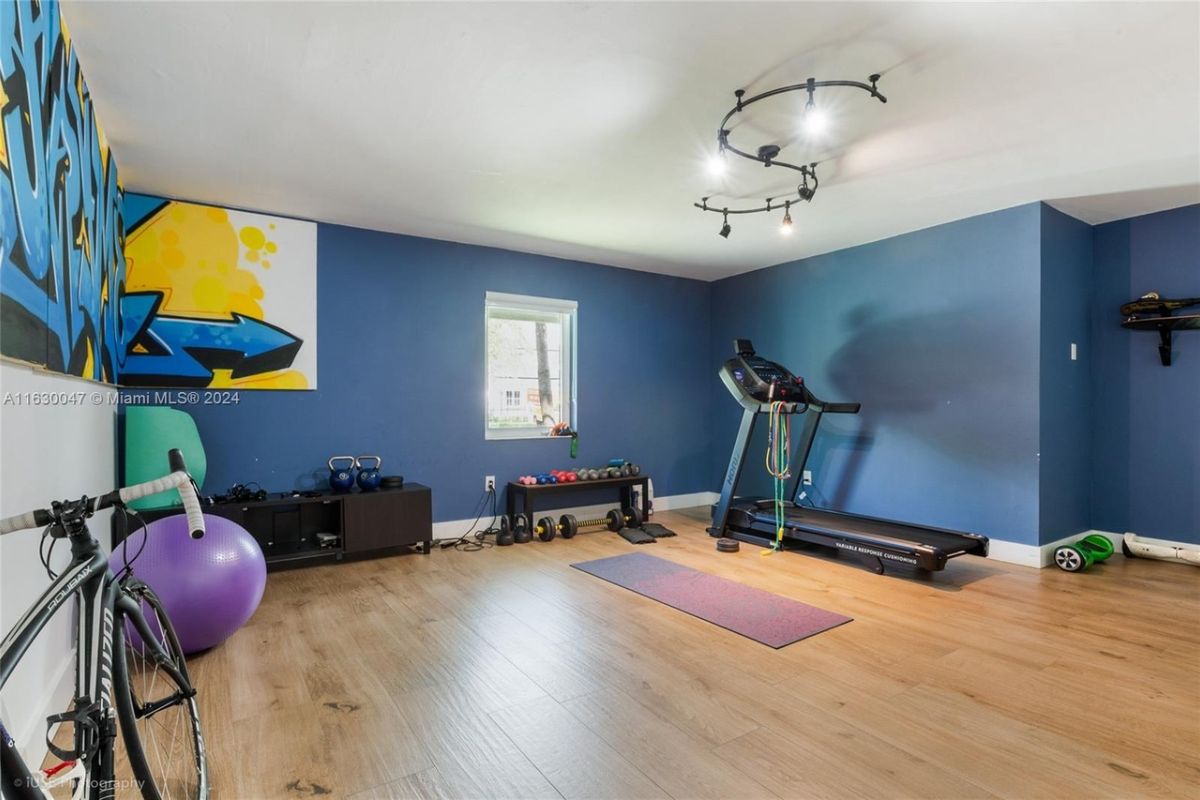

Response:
(770, 507), (983, 553)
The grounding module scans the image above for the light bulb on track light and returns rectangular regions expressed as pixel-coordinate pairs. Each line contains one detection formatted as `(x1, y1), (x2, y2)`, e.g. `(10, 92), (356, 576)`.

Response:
(780, 206), (793, 235)
(801, 78), (828, 138)
(707, 152), (727, 177)
(803, 106), (828, 137)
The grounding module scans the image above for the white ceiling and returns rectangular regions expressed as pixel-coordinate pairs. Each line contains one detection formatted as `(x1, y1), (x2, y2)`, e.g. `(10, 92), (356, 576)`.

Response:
(65, 1), (1200, 281)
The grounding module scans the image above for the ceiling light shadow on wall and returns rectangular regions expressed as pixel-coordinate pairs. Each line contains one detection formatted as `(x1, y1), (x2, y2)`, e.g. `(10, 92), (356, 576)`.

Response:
(1047, 184), (1200, 226)
(827, 304), (1037, 471)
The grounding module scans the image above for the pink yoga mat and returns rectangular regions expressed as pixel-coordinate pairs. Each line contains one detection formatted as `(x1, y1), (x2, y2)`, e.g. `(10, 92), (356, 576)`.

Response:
(571, 552), (852, 648)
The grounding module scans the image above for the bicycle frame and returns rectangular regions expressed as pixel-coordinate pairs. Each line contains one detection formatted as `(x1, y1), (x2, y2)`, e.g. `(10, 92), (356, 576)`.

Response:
(1, 530), (187, 800)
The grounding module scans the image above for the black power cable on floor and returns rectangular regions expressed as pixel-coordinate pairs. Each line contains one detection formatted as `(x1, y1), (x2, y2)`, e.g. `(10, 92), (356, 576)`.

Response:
(434, 486), (501, 552)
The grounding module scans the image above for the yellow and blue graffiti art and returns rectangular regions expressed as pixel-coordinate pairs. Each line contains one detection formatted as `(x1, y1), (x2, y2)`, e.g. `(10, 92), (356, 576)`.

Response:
(1, 0), (124, 383)
(122, 198), (315, 390)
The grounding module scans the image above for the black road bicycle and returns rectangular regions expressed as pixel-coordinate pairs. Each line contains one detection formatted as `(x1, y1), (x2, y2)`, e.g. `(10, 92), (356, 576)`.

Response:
(1, 450), (208, 799)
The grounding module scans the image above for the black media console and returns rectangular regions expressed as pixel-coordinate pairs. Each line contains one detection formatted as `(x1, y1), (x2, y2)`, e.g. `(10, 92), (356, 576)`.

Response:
(112, 484), (432, 570)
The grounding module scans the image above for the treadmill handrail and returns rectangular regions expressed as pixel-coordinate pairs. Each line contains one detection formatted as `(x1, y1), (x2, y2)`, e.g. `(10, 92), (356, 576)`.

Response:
(723, 339), (860, 413)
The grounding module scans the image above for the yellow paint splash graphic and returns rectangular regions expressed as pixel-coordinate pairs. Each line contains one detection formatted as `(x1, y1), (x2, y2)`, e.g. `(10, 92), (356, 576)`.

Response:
(125, 202), (305, 389)
(207, 369), (309, 390)
(238, 224), (278, 270)
(82, 337), (94, 378)
(126, 204), (264, 319)
(0, 79), (7, 170)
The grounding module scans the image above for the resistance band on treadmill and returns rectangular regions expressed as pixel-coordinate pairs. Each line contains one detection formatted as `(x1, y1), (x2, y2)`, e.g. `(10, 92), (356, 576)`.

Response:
(763, 400), (790, 555)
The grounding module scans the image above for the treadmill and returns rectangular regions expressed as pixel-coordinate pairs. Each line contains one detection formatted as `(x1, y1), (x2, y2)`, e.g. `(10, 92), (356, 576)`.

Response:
(710, 339), (989, 574)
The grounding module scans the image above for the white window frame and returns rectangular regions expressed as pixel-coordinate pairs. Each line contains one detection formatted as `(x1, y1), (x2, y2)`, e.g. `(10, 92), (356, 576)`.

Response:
(485, 291), (578, 441)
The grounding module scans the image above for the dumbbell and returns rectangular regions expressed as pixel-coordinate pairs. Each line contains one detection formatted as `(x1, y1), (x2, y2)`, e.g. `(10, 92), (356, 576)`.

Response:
(530, 514), (578, 542)
(560, 506), (644, 537)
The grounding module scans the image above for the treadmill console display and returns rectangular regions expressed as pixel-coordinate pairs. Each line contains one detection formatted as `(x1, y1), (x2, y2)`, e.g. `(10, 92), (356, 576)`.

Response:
(721, 339), (805, 403)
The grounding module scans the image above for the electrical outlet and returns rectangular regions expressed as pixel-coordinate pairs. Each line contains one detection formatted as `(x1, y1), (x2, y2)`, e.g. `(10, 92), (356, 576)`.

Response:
(802, 470), (813, 485)
(485, 475), (496, 492)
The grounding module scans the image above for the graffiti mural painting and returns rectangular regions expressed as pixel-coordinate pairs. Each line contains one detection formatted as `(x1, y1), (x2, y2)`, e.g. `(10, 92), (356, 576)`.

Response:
(1, 0), (125, 382)
(2, 1), (317, 390)
(122, 196), (317, 389)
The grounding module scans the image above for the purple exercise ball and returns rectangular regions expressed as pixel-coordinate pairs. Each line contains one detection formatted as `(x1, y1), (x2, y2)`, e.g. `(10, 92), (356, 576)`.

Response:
(115, 513), (266, 654)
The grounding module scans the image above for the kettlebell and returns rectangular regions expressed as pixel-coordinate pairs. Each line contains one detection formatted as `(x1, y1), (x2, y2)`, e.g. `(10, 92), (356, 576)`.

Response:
(355, 455), (382, 491)
(496, 515), (515, 546)
(328, 456), (357, 492)
(512, 514), (532, 544)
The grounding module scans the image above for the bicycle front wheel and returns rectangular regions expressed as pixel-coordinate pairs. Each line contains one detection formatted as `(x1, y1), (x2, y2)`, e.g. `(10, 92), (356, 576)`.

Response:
(113, 580), (209, 799)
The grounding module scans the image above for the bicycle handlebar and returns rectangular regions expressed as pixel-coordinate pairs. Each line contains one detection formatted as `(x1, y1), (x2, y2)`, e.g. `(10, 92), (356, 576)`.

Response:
(0, 449), (206, 539)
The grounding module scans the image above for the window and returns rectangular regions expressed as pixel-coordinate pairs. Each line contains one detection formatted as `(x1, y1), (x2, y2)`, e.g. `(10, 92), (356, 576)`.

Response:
(486, 292), (577, 439)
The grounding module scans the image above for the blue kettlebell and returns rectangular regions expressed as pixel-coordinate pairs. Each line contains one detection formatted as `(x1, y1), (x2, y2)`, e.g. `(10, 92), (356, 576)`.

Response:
(328, 456), (357, 492)
(356, 455), (382, 491)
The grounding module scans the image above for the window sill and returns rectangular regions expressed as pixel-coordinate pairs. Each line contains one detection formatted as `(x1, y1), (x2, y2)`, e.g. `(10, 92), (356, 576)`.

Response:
(485, 430), (575, 442)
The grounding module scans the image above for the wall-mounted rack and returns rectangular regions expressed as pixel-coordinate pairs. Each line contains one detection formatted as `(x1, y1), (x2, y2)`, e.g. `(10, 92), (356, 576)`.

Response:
(1120, 292), (1199, 366)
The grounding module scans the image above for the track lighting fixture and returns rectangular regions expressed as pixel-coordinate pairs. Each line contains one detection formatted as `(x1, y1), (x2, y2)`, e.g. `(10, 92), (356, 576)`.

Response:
(694, 73), (887, 235)
(695, 164), (820, 221)
(797, 171), (815, 202)
(801, 77), (830, 136)
(780, 203), (793, 235)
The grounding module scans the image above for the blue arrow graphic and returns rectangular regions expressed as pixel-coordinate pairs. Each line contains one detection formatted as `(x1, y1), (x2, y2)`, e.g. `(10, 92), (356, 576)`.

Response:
(121, 292), (303, 386)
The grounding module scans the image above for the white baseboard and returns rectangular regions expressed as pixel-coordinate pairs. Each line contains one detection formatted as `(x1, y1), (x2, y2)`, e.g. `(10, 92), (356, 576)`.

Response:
(430, 491), (719, 540)
(654, 491), (719, 511)
(434, 492), (1132, 572)
(984, 538), (1044, 568)
(14, 650), (75, 768)
(988, 529), (1123, 568)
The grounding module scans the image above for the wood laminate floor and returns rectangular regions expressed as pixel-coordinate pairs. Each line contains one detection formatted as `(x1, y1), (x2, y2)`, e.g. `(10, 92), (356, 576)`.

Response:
(188, 509), (1200, 799)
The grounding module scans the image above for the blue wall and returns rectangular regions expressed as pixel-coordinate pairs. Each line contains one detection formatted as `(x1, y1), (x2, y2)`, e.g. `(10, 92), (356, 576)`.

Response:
(119, 190), (1195, 544)
(135, 204), (713, 522)
(709, 204), (1045, 545)
(1091, 204), (1199, 542)
(1038, 205), (1094, 543)
(1090, 220), (1133, 531)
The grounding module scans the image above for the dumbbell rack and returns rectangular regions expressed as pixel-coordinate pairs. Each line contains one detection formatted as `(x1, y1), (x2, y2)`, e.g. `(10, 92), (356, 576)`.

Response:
(506, 473), (650, 529)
